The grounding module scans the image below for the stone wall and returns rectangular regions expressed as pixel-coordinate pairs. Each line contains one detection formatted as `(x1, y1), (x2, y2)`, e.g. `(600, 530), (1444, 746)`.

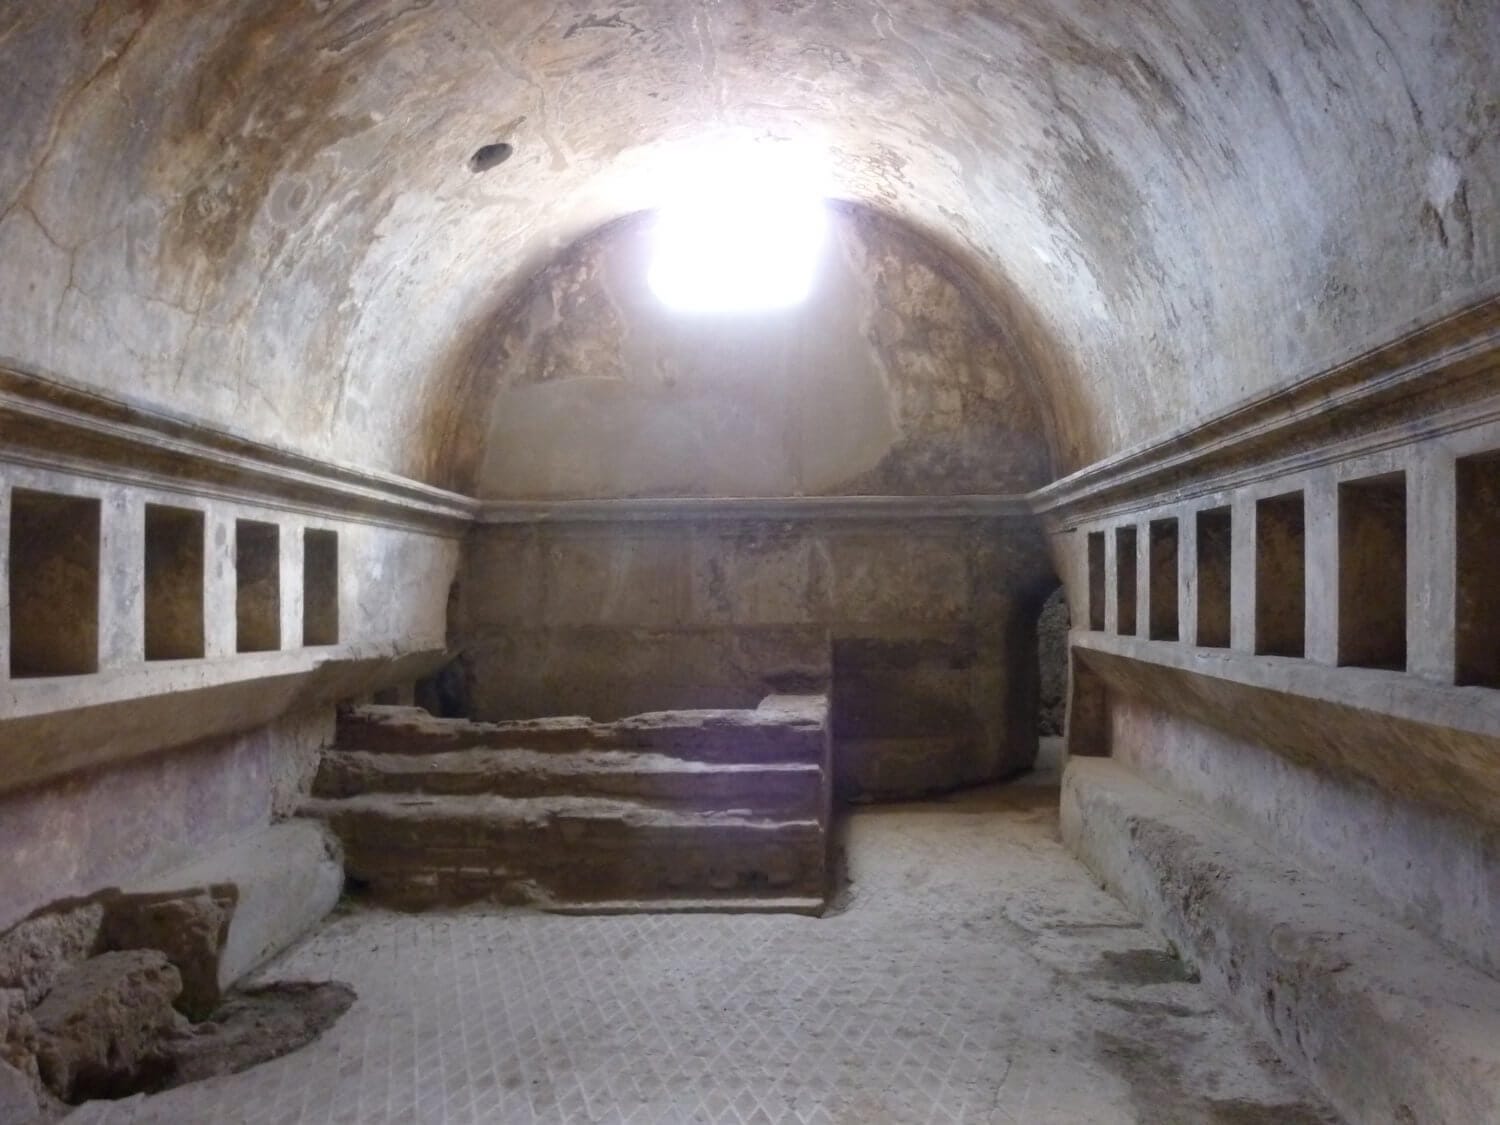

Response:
(456, 505), (1054, 800)
(456, 208), (1061, 800)
(1036, 587), (1069, 736)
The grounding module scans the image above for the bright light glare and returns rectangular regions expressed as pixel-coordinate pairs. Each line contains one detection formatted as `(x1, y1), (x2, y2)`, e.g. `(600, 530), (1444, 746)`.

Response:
(648, 146), (827, 313)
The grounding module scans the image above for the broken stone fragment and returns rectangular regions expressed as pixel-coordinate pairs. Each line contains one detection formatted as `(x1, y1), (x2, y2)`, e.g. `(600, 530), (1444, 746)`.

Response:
(0, 987), (29, 1053)
(104, 888), (236, 1021)
(0, 902), (105, 1007)
(0, 1010), (37, 1078)
(0, 1054), (45, 1125)
(108, 821), (344, 1013)
(0, 993), (49, 1122)
(31, 950), (187, 1102)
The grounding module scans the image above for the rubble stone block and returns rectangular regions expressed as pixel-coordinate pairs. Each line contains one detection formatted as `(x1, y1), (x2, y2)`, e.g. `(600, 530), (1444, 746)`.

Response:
(0, 993), (46, 1115)
(32, 950), (185, 1102)
(0, 1055), (44, 1125)
(104, 889), (235, 1021)
(0, 902), (105, 1007)
(113, 821), (343, 1015)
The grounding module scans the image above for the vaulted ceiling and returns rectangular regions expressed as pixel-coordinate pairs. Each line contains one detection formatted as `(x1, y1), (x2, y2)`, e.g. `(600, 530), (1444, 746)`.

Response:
(1, 1), (1494, 491)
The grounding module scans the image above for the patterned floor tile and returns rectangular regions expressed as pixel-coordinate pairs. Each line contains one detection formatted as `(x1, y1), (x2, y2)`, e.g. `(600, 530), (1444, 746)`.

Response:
(63, 781), (1335, 1124)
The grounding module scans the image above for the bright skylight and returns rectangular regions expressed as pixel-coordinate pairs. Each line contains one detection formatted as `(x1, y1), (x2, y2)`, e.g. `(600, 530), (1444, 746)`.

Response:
(648, 143), (828, 314)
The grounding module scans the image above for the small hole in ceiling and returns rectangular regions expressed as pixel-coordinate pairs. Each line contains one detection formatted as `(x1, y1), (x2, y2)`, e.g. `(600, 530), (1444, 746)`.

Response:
(469, 142), (514, 173)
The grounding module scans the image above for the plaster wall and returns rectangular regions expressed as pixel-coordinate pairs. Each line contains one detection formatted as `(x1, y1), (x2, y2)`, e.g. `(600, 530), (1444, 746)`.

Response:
(0, 438), (461, 928)
(0, 707), (332, 933)
(459, 209), (1060, 799)
(475, 207), (1053, 499)
(1108, 696), (1500, 979)
(1, 457), (459, 790)
(0, 463), (456, 688)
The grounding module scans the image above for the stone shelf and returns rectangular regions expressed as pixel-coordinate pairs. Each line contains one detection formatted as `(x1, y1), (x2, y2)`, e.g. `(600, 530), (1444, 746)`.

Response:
(0, 646), (446, 796)
(1070, 629), (1500, 830)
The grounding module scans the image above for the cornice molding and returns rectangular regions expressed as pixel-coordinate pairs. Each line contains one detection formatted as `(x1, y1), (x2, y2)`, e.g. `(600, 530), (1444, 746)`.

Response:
(0, 363), (1036, 533)
(8, 292), (1496, 537)
(1032, 293), (1500, 525)
(0, 362), (476, 534)
(476, 494), (1035, 525)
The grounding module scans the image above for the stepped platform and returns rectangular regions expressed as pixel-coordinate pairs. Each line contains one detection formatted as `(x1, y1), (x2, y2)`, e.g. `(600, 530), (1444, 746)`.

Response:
(301, 696), (832, 914)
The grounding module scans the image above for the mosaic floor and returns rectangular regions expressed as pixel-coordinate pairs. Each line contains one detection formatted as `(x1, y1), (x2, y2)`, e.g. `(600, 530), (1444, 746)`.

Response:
(67, 758), (1335, 1124)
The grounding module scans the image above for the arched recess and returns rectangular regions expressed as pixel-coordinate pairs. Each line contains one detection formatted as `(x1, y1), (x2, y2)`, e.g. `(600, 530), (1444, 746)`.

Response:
(452, 203), (1070, 500)
(447, 203), (1064, 799)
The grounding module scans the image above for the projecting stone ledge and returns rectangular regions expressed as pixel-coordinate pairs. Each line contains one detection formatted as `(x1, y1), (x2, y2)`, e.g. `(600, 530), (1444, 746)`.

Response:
(303, 793), (826, 911)
(335, 696), (828, 762)
(1062, 757), (1500, 1125)
(315, 748), (822, 817)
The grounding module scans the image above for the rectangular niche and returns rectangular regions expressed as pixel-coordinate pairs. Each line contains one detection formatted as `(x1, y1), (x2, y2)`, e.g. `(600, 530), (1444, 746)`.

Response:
(1456, 452), (1500, 687)
(235, 520), (281, 654)
(144, 504), (205, 661)
(1149, 518), (1180, 642)
(1255, 492), (1306, 658)
(1338, 473), (1407, 671)
(8, 490), (100, 678)
(1116, 526), (1138, 636)
(302, 529), (339, 647)
(1195, 507), (1232, 648)
(1087, 532), (1106, 631)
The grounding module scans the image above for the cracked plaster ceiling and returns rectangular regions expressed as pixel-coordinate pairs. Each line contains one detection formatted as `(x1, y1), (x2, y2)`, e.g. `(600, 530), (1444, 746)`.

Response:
(0, 1), (1494, 491)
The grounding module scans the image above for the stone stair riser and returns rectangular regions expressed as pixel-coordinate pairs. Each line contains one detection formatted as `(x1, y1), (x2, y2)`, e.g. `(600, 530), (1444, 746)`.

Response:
(337, 708), (825, 764)
(320, 822), (824, 906)
(312, 755), (821, 818)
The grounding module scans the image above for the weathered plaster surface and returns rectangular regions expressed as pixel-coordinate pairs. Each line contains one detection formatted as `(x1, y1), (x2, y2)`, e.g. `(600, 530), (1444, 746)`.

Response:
(1045, 357), (1500, 825)
(476, 208), (1054, 499)
(0, 457), (460, 793)
(1046, 352), (1500, 1025)
(0, 708), (333, 934)
(1, 2), (1493, 486)
(1108, 696), (1500, 981)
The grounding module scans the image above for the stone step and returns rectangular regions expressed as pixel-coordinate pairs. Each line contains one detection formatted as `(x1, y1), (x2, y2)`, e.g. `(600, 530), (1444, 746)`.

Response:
(299, 793), (827, 912)
(313, 748), (823, 819)
(1063, 757), (1500, 1125)
(336, 699), (828, 765)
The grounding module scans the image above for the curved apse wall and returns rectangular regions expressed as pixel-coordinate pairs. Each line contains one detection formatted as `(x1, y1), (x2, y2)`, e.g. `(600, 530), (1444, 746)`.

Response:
(471, 206), (1058, 501)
